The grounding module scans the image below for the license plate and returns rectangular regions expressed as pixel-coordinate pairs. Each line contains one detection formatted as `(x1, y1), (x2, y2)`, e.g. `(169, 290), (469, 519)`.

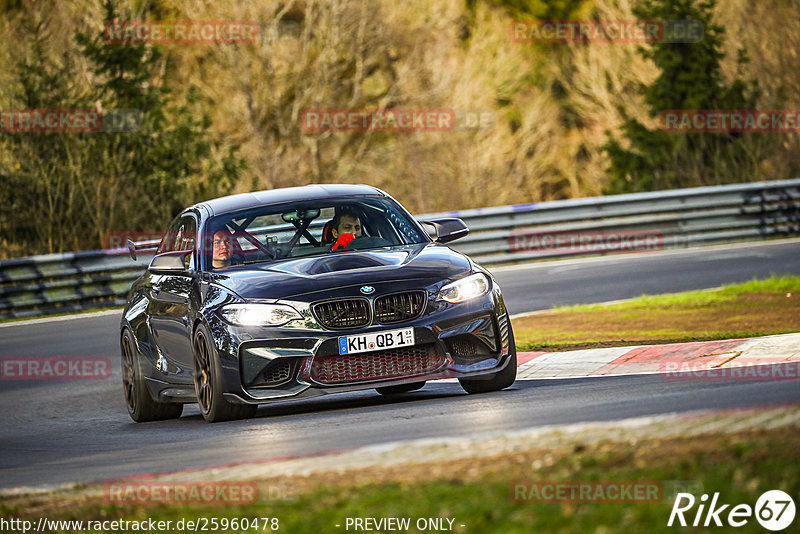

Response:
(338, 327), (415, 355)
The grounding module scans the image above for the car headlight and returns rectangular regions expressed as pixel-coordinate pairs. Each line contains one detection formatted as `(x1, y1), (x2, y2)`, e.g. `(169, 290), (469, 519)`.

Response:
(219, 303), (302, 326)
(437, 273), (490, 303)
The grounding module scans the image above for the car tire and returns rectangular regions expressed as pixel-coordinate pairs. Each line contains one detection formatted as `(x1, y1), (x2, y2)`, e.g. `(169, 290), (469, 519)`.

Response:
(376, 381), (426, 395)
(458, 325), (517, 394)
(192, 324), (257, 423)
(121, 329), (183, 422)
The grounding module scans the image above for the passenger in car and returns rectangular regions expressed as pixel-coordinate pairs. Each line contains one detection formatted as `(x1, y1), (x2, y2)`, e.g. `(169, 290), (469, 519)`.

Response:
(211, 230), (233, 269)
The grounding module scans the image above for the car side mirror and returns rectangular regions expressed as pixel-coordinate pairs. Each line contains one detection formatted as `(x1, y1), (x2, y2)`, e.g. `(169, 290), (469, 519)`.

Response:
(127, 238), (161, 261)
(421, 218), (469, 244)
(148, 251), (191, 274)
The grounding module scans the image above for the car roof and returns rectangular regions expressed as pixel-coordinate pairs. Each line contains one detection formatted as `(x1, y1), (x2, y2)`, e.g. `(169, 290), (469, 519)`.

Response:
(193, 184), (386, 216)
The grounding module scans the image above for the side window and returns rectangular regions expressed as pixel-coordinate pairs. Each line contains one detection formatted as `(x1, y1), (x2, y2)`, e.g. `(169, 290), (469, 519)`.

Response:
(175, 216), (197, 252)
(157, 214), (197, 271)
(175, 216), (197, 270)
(158, 217), (182, 254)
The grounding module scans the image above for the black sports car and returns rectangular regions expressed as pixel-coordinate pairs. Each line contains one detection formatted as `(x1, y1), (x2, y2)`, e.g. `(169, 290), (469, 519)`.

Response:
(120, 184), (516, 422)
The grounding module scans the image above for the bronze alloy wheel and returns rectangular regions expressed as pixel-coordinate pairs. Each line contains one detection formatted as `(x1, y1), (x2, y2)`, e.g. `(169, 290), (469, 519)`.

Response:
(193, 331), (214, 416)
(120, 329), (183, 422)
(192, 324), (257, 423)
(121, 331), (137, 415)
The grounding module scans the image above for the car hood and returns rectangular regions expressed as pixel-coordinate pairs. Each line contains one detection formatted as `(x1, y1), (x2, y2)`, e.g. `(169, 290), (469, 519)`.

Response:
(209, 243), (472, 300)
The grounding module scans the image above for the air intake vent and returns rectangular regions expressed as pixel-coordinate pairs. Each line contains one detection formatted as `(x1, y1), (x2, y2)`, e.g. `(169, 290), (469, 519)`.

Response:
(312, 298), (370, 329)
(303, 344), (446, 384)
(445, 335), (484, 357)
(445, 334), (494, 362)
(374, 291), (426, 324)
(258, 358), (295, 386)
(243, 357), (299, 388)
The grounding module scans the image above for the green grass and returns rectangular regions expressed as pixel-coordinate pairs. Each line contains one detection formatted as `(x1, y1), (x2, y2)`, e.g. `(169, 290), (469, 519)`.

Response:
(513, 275), (800, 351)
(554, 276), (799, 313)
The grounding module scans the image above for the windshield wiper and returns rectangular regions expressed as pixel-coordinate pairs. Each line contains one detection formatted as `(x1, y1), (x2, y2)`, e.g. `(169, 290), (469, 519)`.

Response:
(237, 258), (274, 265)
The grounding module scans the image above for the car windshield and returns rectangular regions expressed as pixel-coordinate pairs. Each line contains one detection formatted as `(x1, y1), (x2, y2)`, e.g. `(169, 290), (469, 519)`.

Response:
(203, 196), (428, 270)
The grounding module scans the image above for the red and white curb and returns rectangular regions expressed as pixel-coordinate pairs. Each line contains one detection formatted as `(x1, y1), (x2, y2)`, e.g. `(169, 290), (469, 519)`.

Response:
(515, 332), (800, 379)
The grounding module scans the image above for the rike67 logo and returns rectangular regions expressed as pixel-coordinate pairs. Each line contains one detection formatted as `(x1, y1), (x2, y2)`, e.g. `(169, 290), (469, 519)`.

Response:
(668, 490), (796, 531)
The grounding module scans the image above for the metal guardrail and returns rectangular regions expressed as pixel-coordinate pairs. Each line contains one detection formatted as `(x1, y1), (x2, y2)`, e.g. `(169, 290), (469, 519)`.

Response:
(1, 179), (798, 319)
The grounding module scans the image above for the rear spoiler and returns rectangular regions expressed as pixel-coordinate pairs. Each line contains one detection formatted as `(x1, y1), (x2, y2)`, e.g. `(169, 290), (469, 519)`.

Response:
(127, 238), (161, 261)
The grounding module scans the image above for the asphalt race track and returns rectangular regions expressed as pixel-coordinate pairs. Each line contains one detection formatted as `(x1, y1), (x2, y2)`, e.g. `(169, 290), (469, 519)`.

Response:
(1, 239), (799, 490)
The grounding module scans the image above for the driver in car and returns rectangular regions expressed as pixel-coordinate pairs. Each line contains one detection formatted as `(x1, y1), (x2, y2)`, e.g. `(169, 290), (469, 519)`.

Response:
(329, 208), (363, 250)
(331, 208), (363, 239)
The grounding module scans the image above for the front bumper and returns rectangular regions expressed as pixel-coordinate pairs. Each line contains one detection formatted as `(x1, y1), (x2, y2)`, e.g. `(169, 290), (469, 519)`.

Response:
(208, 282), (512, 405)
